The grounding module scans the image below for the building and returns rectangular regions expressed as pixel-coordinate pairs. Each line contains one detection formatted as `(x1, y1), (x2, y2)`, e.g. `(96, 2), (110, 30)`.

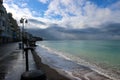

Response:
(0, 0), (9, 43)
(8, 13), (21, 42)
(0, 0), (21, 44)
(0, 0), (40, 44)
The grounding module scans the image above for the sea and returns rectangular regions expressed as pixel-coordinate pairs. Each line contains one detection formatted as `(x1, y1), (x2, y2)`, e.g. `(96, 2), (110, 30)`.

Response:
(36, 40), (120, 80)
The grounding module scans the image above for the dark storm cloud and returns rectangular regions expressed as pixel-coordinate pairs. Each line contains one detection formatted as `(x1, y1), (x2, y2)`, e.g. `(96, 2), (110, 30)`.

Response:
(28, 19), (46, 25)
(28, 23), (120, 40)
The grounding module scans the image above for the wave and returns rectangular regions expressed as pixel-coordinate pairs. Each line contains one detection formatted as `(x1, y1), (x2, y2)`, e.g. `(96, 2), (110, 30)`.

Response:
(35, 44), (119, 80)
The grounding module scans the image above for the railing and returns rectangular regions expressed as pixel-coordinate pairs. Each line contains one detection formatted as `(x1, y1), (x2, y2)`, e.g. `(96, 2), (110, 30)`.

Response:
(21, 47), (47, 80)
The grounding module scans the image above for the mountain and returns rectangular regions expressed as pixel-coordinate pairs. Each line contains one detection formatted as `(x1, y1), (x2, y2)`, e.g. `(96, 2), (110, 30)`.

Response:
(27, 23), (120, 40)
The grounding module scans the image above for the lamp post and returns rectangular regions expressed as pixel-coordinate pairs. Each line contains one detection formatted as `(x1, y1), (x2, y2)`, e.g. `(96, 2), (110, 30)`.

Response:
(20, 18), (29, 71)
(20, 18), (47, 80)
(20, 18), (28, 49)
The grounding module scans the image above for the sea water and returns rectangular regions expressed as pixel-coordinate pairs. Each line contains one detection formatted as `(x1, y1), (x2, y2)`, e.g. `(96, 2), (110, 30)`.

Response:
(36, 40), (120, 80)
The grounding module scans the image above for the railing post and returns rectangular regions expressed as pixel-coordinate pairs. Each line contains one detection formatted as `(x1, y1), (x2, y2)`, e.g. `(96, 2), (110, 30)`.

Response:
(24, 48), (29, 71)
(21, 47), (47, 80)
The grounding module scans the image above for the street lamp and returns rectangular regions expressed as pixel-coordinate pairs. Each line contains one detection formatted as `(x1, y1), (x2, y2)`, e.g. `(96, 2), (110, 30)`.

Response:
(20, 18), (28, 50)
(20, 18), (46, 80)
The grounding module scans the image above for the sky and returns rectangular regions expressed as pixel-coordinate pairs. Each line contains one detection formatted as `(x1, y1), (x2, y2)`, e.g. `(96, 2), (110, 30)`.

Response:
(3, 0), (120, 29)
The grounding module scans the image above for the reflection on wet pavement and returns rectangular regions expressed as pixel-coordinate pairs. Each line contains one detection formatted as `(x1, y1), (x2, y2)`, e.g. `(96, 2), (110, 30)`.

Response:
(0, 43), (36, 80)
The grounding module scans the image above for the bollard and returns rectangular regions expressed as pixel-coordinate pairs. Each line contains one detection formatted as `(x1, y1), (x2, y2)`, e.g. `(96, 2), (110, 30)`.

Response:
(21, 70), (46, 80)
(19, 43), (22, 49)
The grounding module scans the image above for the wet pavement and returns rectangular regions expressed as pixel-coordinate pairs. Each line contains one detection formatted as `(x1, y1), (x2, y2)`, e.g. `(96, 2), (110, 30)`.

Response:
(0, 43), (36, 80)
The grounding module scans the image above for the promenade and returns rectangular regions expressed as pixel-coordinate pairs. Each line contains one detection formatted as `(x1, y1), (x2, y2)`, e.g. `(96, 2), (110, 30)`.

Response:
(0, 42), (113, 80)
(0, 42), (36, 80)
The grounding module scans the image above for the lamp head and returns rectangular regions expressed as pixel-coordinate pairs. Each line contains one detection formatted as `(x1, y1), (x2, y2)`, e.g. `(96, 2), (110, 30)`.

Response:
(20, 18), (28, 23)
(25, 20), (28, 23)
(20, 19), (23, 23)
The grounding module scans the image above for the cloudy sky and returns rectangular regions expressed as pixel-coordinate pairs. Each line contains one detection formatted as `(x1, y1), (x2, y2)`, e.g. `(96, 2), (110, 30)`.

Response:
(3, 0), (120, 29)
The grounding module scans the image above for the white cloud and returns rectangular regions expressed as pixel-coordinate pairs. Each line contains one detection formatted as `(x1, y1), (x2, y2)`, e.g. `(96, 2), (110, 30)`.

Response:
(3, 0), (120, 29)
(45, 0), (79, 18)
(4, 0), (13, 2)
(110, 1), (120, 10)
(3, 0), (55, 29)
(4, 3), (32, 20)
(21, 3), (28, 7)
(45, 0), (120, 29)
(38, 0), (49, 4)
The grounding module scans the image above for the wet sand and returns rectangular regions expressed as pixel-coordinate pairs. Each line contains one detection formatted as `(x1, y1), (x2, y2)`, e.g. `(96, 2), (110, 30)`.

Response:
(31, 50), (113, 80)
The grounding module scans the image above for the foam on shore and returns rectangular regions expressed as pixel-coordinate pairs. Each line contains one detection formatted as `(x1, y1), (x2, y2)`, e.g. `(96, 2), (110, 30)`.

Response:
(35, 44), (118, 80)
